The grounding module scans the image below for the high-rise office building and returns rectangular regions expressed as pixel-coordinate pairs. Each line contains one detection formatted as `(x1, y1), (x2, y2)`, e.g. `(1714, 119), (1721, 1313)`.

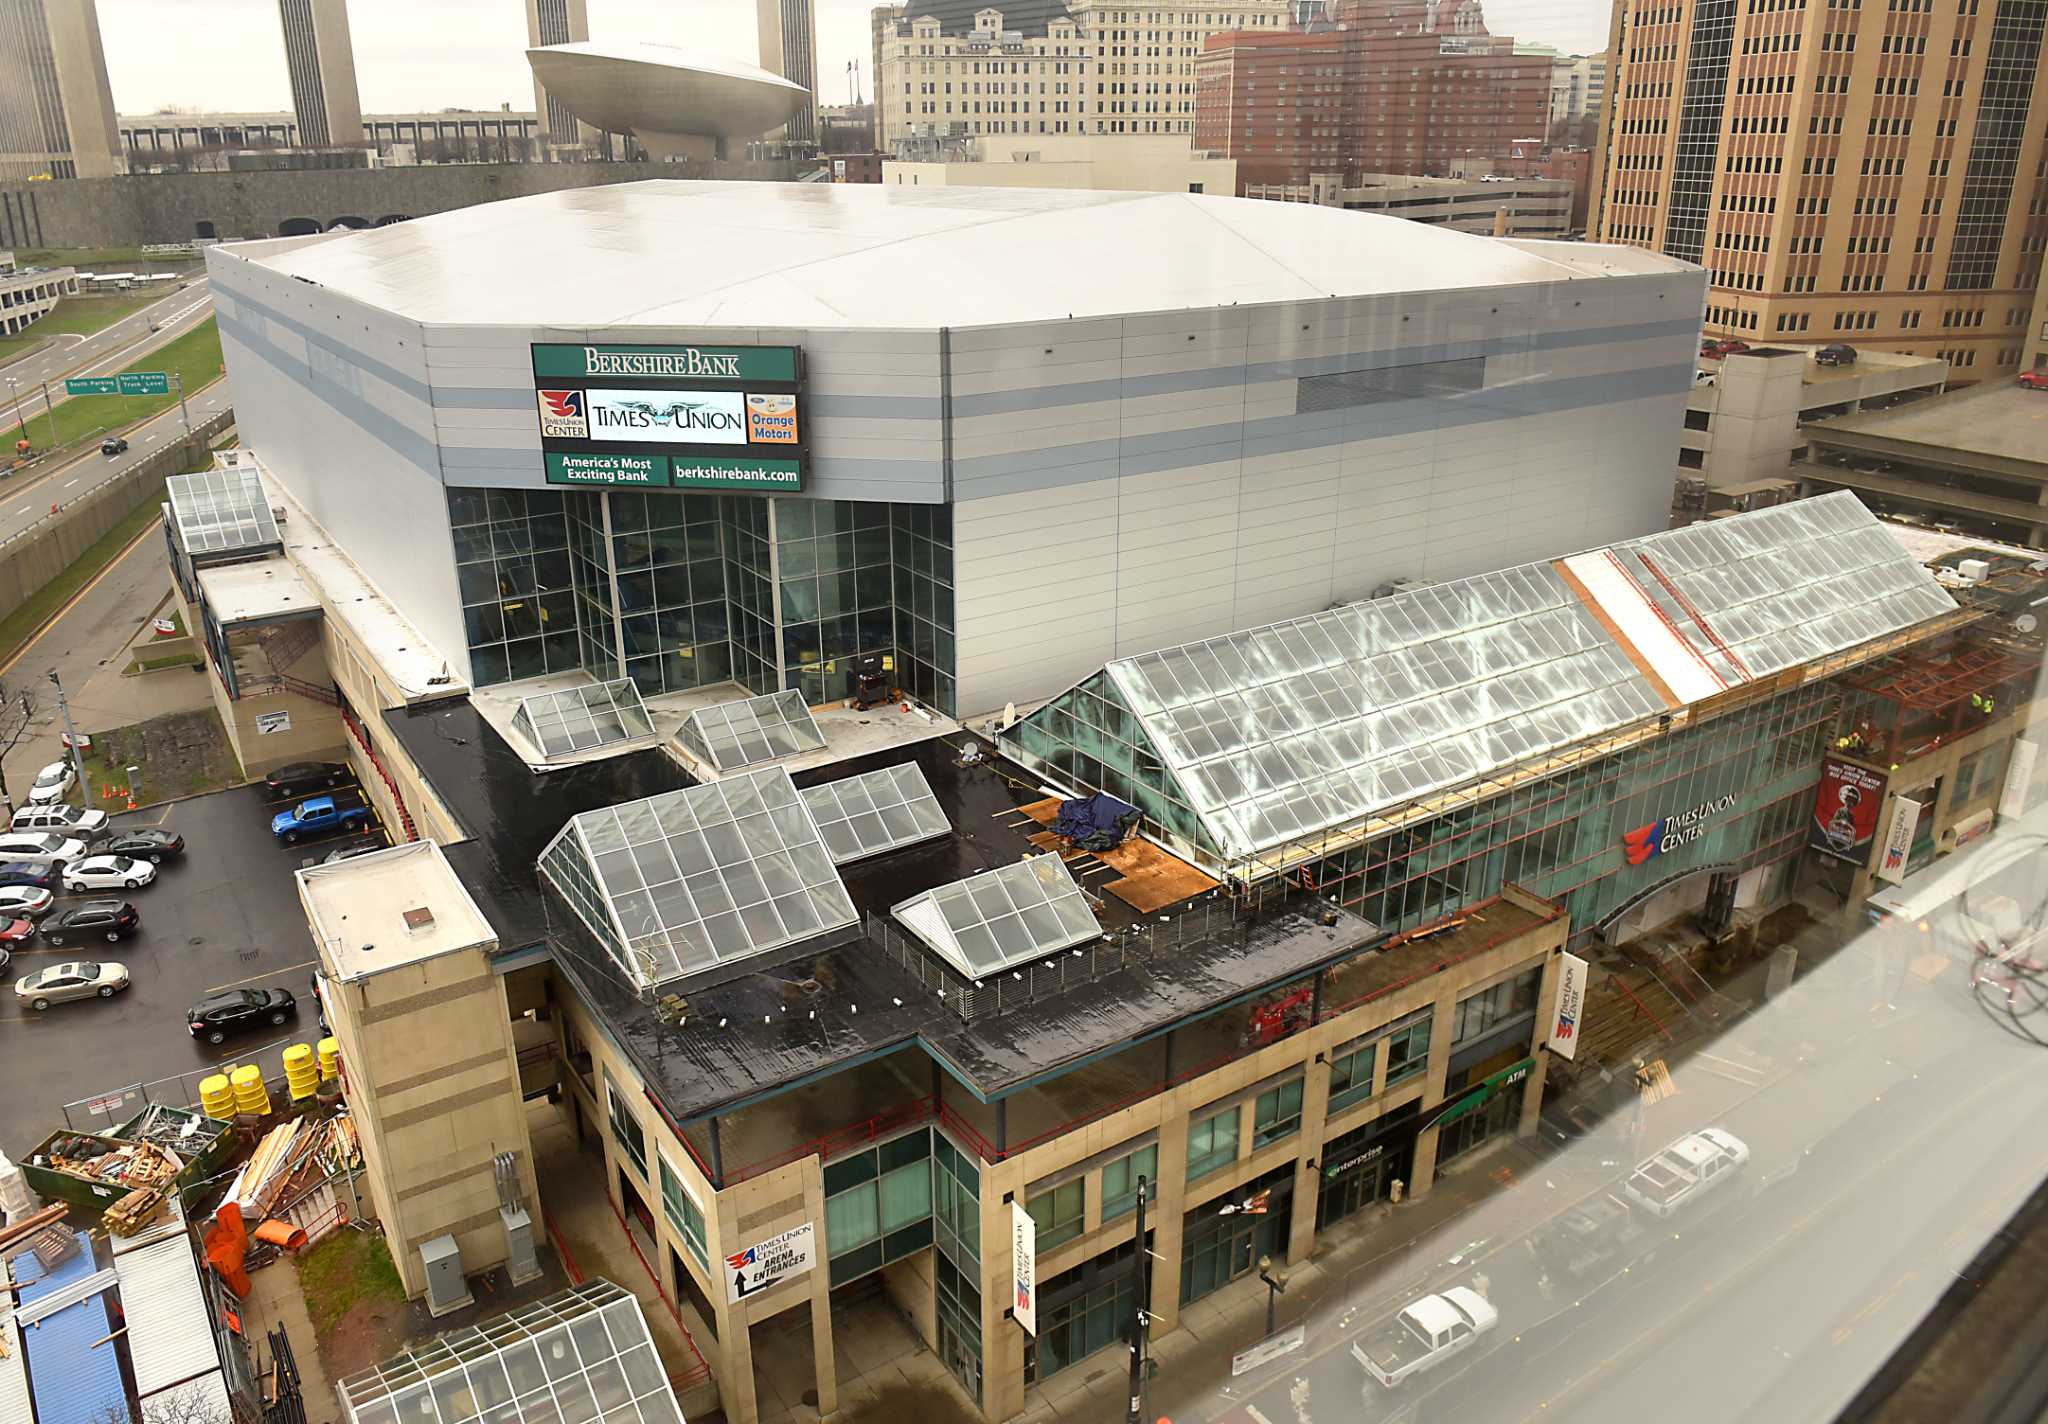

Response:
(277, 0), (363, 148)
(758, 0), (820, 143)
(1594, 0), (2048, 378)
(877, 0), (1293, 153)
(1194, 0), (1553, 192)
(526, 0), (600, 150)
(0, 0), (122, 180)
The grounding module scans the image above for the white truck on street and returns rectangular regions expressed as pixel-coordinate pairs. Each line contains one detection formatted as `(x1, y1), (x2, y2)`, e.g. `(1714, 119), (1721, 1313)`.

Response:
(1349, 1285), (1498, 1388)
(1621, 1127), (1750, 1219)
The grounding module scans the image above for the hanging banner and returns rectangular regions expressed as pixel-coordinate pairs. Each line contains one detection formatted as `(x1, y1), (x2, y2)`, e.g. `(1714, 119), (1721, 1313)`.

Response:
(1876, 795), (1921, 885)
(1547, 952), (1588, 1061)
(1999, 738), (2038, 820)
(1011, 1201), (1037, 1336)
(1810, 759), (1888, 863)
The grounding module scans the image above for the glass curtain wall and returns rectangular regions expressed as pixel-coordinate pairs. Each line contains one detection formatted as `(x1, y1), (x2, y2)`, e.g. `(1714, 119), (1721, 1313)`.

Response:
(452, 489), (580, 686)
(568, 492), (622, 681)
(892, 504), (956, 714)
(775, 500), (895, 705)
(609, 491), (732, 695)
(723, 498), (777, 695)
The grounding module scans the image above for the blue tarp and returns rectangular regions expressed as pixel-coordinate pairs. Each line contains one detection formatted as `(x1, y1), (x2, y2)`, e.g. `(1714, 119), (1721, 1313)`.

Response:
(13, 1233), (129, 1424)
(1053, 793), (1141, 852)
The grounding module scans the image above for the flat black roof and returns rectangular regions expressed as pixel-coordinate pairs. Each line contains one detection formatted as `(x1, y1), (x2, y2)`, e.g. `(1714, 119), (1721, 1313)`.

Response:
(386, 698), (1381, 1120)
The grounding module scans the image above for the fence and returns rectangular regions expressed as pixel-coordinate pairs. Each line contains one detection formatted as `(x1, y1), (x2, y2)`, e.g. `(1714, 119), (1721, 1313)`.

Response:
(0, 409), (233, 615)
(61, 1053), (273, 1133)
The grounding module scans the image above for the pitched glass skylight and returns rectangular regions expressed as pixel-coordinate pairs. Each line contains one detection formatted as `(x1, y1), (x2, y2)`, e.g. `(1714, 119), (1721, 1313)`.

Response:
(802, 762), (951, 864)
(677, 689), (826, 772)
(539, 766), (857, 989)
(167, 466), (281, 556)
(511, 680), (656, 760)
(891, 855), (1101, 979)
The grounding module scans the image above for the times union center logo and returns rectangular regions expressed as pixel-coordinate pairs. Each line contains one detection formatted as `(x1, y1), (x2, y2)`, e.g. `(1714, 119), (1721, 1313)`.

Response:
(536, 389), (586, 438)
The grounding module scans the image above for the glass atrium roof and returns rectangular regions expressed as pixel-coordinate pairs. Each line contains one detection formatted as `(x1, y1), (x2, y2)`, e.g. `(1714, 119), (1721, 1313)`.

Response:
(892, 854), (1101, 979)
(1011, 493), (1956, 864)
(1601, 495), (1957, 684)
(539, 766), (858, 989)
(803, 761), (951, 864)
(677, 689), (826, 772)
(336, 1280), (683, 1424)
(511, 680), (656, 760)
(1108, 563), (1665, 859)
(166, 465), (281, 557)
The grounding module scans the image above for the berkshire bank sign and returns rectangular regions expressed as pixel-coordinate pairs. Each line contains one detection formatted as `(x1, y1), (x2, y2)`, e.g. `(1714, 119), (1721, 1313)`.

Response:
(532, 343), (800, 383)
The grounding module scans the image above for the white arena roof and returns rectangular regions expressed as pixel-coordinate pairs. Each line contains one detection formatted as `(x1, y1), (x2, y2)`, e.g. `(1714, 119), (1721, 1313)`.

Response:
(220, 181), (1698, 330)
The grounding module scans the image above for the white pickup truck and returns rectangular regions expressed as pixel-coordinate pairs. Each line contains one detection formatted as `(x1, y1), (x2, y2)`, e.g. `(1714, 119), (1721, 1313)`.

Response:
(1349, 1285), (1498, 1388)
(1621, 1127), (1750, 1219)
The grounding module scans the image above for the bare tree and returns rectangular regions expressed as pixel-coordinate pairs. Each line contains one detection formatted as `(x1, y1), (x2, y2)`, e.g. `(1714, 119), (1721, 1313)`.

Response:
(0, 683), (36, 818)
(102, 1384), (234, 1424)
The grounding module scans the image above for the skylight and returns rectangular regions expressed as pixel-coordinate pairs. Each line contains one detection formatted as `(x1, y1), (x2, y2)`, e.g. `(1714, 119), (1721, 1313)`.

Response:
(677, 688), (826, 773)
(802, 762), (951, 864)
(891, 855), (1101, 979)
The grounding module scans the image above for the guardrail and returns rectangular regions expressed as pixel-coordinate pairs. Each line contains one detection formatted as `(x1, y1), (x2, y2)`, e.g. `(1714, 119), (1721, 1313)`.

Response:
(0, 407), (233, 551)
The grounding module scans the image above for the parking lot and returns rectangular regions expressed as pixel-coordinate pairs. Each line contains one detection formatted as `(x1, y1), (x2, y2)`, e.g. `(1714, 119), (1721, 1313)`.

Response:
(0, 774), (388, 1155)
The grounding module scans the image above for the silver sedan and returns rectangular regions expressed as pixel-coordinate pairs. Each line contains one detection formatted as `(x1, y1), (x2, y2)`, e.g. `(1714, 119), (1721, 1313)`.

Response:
(14, 960), (130, 1010)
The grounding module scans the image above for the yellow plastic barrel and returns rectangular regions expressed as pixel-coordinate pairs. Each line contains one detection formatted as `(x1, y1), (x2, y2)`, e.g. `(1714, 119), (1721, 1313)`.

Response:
(283, 1043), (318, 1101)
(230, 1062), (271, 1117)
(198, 1074), (235, 1120)
(317, 1037), (341, 1081)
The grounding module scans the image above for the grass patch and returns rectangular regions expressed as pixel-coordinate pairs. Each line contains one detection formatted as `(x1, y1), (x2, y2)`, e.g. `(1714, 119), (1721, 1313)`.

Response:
(125, 652), (201, 674)
(12, 290), (172, 342)
(0, 333), (46, 367)
(297, 1229), (406, 1335)
(0, 488), (170, 668)
(78, 707), (241, 807)
(5, 317), (222, 451)
(14, 247), (202, 271)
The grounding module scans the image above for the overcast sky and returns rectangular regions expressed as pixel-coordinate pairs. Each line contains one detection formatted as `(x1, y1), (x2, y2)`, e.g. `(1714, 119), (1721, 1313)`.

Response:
(98, 0), (1607, 116)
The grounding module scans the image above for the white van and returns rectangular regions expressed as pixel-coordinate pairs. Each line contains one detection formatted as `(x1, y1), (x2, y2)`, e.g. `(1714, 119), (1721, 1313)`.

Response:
(0, 832), (89, 864)
(10, 803), (110, 837)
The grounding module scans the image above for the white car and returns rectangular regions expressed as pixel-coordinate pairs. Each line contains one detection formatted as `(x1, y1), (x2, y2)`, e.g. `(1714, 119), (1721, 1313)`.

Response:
(1622, 1127), (1750, 1219)
(0, 832), (89, 863)
(0, 886), (55, 919)
(10, 803), (110, 836)
(26, 761), (75, 806)
(14, 959), (129, 1010)
(62, 855), (156, 892)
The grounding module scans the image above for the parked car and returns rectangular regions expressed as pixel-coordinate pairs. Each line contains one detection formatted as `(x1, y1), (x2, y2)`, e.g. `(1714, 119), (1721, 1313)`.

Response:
(0, 886), (54, 919)
(41, 899), (139, 947)
(101, 437), (129, 456)
(314, 838), (386, 867)
(15, 960), (129, 1010)
(1622, 1127), (1750, 1218)
(0, 832), (90, 864)
(1700, 337), (1751, 359)
(0, 919), (33, 962)
(0, 862), (58, 893)
(2019, 370), (2048, 391)
(271, 795), (372, 844)
(1815, 342), (1858, 367)
(10, 804), (110, 837)
(100, 828), (184, 863)
(263, 762), (351, 799)
(25, 761), (74, 805)
(188, 986), (297, 1044)
(62, 855), (157, 892)
(1351, 1286), (1499, 1388)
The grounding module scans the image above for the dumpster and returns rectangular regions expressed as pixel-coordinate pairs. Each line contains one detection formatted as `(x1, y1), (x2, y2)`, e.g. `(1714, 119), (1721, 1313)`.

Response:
(110, 1103), (236, 1188)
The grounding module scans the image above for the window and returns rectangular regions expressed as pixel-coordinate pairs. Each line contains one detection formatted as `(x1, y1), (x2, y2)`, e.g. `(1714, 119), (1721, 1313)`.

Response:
(1386, 1013), (1432, 1086)
(660, 1158), (707, 1265)
(1328, 1043), (1376, 1113)
(1187, 1106), (1241, 1180)
(1102, 1144), (1158, 1220)
(1452, 966), (1542, 1045)
(1253, 1078), (1305, 1147)
(1027, 1179), (1086, 1250)
(605, 1071), (647, 1178)
(825, 1131), (935, 1285)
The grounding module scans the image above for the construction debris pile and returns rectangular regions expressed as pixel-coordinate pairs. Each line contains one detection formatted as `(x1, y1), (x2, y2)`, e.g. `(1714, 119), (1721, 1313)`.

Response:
(0, 1203), (79, 1273)
(35, 1135), (183, 1238)
(226, 1113), (361, 1248)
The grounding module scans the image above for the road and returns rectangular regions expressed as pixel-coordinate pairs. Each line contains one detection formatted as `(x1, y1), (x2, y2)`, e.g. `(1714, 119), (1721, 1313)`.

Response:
(1, 277), (209, 401)
(1220, 937), (2048, 1424)
(0, 357), (230, 547)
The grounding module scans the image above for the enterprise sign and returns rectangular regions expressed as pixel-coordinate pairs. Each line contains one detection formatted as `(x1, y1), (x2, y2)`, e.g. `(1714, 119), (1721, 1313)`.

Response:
(529, 341), (805, 492)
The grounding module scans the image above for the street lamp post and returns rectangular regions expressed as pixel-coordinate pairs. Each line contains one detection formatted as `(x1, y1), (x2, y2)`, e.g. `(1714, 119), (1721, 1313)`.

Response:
(5, 375), (20, 443)
(1257, 1254), (1291, 1338)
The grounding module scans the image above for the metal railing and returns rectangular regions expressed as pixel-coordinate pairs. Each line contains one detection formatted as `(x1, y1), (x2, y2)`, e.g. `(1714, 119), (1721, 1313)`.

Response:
(0, 407), (233, 550)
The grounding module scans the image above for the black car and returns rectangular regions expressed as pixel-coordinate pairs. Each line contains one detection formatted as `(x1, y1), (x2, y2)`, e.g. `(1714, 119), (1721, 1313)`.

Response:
(263, 762), (350, 799)
(101, 829), (185, 863)
(42, 899), (139, 947)
(101, 437), (129, 456)
(1815, 342), (1858, 367)
(0, 861), (58, 891)
(188, 987), (296, 1044)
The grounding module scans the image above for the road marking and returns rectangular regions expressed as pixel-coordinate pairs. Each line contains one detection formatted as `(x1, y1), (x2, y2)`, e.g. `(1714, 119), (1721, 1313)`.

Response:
(205, 958), (316, 996)
(0, 513), (163, 677)
(62, 478), (77, 488)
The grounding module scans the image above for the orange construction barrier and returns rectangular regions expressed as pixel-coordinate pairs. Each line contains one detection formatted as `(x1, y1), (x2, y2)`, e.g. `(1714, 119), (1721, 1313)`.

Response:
(205, 1201), (250, 1296)
(252, 1218), (308, 1251)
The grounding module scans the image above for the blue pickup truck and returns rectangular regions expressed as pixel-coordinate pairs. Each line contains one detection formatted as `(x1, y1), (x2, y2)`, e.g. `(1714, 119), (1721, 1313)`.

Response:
(271, 796), (372, 844)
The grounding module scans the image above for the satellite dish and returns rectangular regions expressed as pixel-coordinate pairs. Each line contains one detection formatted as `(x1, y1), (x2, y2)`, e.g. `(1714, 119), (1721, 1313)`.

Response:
(2015, 613), (2037, 634)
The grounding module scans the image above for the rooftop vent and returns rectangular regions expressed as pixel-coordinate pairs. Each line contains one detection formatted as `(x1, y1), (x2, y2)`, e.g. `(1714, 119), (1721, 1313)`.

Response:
(401, 906), (436, 936)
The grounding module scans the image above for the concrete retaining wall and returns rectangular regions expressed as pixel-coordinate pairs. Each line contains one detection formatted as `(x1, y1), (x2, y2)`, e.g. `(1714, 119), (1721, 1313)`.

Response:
(0, 159), (803, 249)
(0, 411), (231, 618)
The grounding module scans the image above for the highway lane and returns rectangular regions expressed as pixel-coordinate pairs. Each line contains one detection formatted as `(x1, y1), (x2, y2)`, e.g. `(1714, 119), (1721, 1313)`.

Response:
(1, 276), (211, 401)
(0, 377), (231, 547)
